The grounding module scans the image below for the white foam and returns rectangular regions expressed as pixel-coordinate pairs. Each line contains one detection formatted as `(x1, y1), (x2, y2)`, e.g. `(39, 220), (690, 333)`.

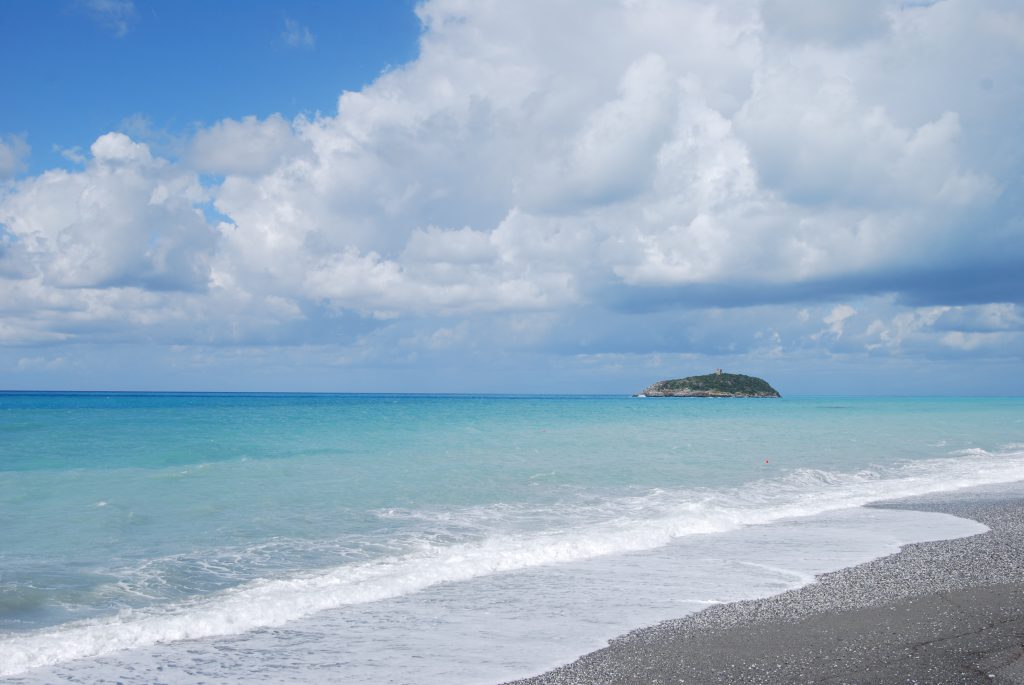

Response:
(2, 446), (1022, 677)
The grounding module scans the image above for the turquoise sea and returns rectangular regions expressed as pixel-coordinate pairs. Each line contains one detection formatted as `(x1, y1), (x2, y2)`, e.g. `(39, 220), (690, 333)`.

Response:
(1, 393), (1022, 683)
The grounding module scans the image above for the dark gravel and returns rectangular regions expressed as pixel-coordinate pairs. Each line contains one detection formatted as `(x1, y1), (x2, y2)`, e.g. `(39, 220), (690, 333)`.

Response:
(506, 483), (1024, 685)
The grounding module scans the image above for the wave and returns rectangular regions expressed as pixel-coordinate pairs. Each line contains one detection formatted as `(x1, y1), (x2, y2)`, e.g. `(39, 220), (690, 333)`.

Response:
(2, 446), (1023, 677)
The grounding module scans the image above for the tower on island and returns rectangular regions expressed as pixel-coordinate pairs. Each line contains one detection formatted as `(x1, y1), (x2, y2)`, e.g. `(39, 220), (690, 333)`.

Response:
(634, 371), (780, 398)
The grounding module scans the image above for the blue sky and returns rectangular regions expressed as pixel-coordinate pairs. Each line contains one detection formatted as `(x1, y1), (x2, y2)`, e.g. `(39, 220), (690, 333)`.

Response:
(1, 0), (420, 173)
(0, 0), (1022, 394)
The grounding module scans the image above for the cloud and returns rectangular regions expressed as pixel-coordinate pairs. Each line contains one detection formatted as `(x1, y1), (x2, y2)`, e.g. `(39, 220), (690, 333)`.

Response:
(56, 145), (87, 165)
(16, 355), (66, 371)
(932, 303), (1023, 332)
(0, 133), (216, 292)
(854, 301), (1023, 359)
(823, 304), (857, 338)
(0, 134), (29, 179)
(761, 0), (892, 47)
(1, 0), (1022, 383)
(533, 53), (678, 210)
(282, 18), (315, 48)
(939, 330), (1016, 352)
(189, 115), (310, 176)
(81, 0), (136, 37)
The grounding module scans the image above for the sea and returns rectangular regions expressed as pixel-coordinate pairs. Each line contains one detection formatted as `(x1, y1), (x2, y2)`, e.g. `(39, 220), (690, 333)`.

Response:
(1, 392), (1022, 683)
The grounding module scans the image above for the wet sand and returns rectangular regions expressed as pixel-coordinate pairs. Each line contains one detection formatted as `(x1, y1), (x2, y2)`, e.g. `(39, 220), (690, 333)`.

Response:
(507, 484), (1024, 684)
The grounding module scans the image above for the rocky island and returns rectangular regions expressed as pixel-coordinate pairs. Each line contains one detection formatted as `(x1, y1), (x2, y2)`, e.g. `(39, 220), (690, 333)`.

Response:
(636, 370), (781, 398)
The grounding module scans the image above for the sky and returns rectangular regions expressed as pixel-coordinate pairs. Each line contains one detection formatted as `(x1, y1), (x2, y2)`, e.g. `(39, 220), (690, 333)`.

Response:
(0, 0), (1022, 395)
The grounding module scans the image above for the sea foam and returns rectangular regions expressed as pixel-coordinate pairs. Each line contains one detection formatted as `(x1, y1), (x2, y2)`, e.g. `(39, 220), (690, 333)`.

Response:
(1, 446), (1021, 677)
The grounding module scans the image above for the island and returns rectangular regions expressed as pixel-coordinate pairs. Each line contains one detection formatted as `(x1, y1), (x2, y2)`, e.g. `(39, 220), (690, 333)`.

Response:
(635, 370), (781, 398)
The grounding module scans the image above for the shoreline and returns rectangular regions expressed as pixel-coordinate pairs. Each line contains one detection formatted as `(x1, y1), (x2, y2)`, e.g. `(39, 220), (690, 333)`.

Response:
(506, 482), (1024, 684)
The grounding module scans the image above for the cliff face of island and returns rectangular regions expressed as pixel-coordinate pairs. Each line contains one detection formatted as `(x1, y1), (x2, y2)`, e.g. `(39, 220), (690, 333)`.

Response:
(637, 371), (781, 398)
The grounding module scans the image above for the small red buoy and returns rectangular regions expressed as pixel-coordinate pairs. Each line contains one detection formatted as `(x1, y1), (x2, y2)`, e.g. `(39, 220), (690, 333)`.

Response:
(764, 459), (769, 464)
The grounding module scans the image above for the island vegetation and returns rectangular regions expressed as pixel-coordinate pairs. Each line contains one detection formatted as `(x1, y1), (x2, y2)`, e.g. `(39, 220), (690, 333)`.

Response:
(636, 370), (781, 398)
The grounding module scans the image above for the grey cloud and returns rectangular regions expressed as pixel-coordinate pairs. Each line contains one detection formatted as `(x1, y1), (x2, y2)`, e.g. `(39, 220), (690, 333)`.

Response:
(599, 258), (1024, 315)
(761, 0), (892, 46)
(930, 304), (1023, 333)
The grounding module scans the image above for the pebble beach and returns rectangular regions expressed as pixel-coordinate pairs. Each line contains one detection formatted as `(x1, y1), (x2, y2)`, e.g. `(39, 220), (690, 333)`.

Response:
(509, 482), (1024, 685)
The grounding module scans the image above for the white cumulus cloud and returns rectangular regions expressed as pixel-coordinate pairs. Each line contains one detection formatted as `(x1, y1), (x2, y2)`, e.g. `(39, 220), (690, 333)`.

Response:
(189, 115), (310, 176)
(0, 133), (215, 291)
(1, 0), (1022, 381)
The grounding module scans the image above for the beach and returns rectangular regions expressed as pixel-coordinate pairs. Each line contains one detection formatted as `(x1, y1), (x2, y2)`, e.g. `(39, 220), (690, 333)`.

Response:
(509, 483), (1024, 684)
